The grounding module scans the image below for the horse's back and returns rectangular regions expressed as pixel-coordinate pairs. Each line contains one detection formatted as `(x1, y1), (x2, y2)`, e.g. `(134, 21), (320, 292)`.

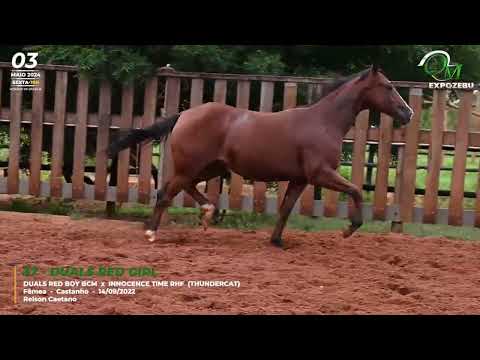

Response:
(169, 102), (241, 176)
(172, 102), (240, 140)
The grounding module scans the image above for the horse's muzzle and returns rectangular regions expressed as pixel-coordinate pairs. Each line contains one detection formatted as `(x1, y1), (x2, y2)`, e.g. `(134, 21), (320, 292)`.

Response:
(396, 107), (414, 125)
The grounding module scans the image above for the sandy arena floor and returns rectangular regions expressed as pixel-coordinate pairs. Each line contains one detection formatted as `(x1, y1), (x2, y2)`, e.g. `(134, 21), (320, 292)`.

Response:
(1, 211), (480, 314)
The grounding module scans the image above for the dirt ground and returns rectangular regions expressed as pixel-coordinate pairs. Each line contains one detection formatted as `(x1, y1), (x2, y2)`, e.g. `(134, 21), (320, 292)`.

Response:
(1, 210), (480, 315)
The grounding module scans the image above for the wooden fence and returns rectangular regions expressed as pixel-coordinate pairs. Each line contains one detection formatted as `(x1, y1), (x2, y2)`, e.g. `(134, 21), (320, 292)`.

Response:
(1, 62), (480, 229)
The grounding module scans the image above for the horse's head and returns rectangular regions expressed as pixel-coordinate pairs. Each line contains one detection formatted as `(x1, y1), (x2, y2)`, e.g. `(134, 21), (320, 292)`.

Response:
(361, 65), (413, 125)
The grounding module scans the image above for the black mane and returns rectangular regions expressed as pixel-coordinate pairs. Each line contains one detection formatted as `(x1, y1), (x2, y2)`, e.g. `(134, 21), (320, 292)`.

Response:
(310, 68), (372, 104)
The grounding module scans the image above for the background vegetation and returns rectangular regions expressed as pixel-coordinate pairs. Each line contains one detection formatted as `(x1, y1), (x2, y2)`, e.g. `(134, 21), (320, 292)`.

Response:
(2, 45), (480, 83)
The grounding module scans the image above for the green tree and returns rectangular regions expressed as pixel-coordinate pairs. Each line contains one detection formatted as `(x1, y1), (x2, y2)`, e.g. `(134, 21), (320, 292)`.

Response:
(6, 45), (478, 84)
(25, 45), (156, 84)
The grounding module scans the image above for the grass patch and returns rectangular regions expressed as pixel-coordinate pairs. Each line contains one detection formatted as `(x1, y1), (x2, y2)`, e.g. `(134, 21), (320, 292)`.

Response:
(223, 211), (480, 241)
(69, 211), (86, 220)
(1, 198), (74, 215)
(403, 222), (480, 241)
(116, 205), (153, 219)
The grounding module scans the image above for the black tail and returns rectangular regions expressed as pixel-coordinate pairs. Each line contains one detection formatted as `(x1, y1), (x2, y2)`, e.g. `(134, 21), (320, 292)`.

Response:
(107, 114), (181, 158)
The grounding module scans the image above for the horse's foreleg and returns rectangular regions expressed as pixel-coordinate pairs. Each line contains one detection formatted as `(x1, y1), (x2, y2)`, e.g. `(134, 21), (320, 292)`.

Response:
(271, 182), (306, 248)
(316, 170), (363, 238)
(145, 175), (189, 242)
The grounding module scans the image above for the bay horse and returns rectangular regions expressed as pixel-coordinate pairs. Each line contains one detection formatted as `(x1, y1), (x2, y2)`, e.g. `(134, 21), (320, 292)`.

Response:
(107, 65), (413, 248)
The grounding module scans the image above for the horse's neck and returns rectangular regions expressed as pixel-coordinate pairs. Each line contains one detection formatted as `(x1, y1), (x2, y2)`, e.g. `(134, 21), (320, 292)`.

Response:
(308, 83), (365, 136)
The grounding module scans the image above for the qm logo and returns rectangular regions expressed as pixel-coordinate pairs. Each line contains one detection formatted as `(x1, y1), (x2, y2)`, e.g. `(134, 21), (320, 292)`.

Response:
(417, 50), (462, 82)
(418, 50), (474, 89)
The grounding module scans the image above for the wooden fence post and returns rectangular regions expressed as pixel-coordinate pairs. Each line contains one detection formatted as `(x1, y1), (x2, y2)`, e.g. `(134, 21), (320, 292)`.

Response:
(399, 88), (422, 223)
(138, 77), (158, 204)
(423, 90), (446, 224)
(7, 88), (22, 194)
(160, 71), (181, 225)
(470, 90), (480, 132)
(95, 80), (112, 202)
(50, 71), (68, 198)
(160, 76), (181, 187)
(448, 91), (473, 225)
(116, 83), (134, 203)
(29, 71), (45, 197)
(72, 77), (89, 200)
(391, 145), (404, 233)
(373, 113), (394, 220)
(350, 110), (369, 219)
(182, 78), (204, 208)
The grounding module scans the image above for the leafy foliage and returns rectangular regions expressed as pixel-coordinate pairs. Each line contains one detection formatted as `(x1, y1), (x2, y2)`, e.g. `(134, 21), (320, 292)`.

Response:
(169, 45), (236, 73)
(25, 45), (155, 84)
(6, 45), (478, 84)
(242, 50), (286, 74)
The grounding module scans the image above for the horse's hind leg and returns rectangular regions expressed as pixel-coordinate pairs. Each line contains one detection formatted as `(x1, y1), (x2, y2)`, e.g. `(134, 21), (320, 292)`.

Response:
(314, 169), (363, 238)
(145, 175), (190, 242)
(190, 162), (230, 229)
(183, 184), (215, 230)
(270, 181), (306, 248)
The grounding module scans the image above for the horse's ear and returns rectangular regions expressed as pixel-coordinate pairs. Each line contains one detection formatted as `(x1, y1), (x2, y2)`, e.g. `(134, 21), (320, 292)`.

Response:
(372, 64), (379, 73)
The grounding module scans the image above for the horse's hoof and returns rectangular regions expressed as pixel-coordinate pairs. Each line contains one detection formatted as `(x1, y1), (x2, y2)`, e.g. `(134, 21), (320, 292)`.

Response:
(212, 209), (226, 224)
(201, 216), (210, 231)
(212, 208), (220, 224)
(270, 238), (284, 248)
(342, 228), (354, 238)
(144, 230), (156, 242)
(200, 204), (215, 231)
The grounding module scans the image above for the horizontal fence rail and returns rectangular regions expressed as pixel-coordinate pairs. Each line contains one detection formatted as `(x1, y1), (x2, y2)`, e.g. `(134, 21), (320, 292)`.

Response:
(0, 63), (480, 229)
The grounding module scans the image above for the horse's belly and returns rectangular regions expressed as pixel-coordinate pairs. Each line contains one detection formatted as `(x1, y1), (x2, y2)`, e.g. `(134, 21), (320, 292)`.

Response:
(224, 146), (304, 182)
